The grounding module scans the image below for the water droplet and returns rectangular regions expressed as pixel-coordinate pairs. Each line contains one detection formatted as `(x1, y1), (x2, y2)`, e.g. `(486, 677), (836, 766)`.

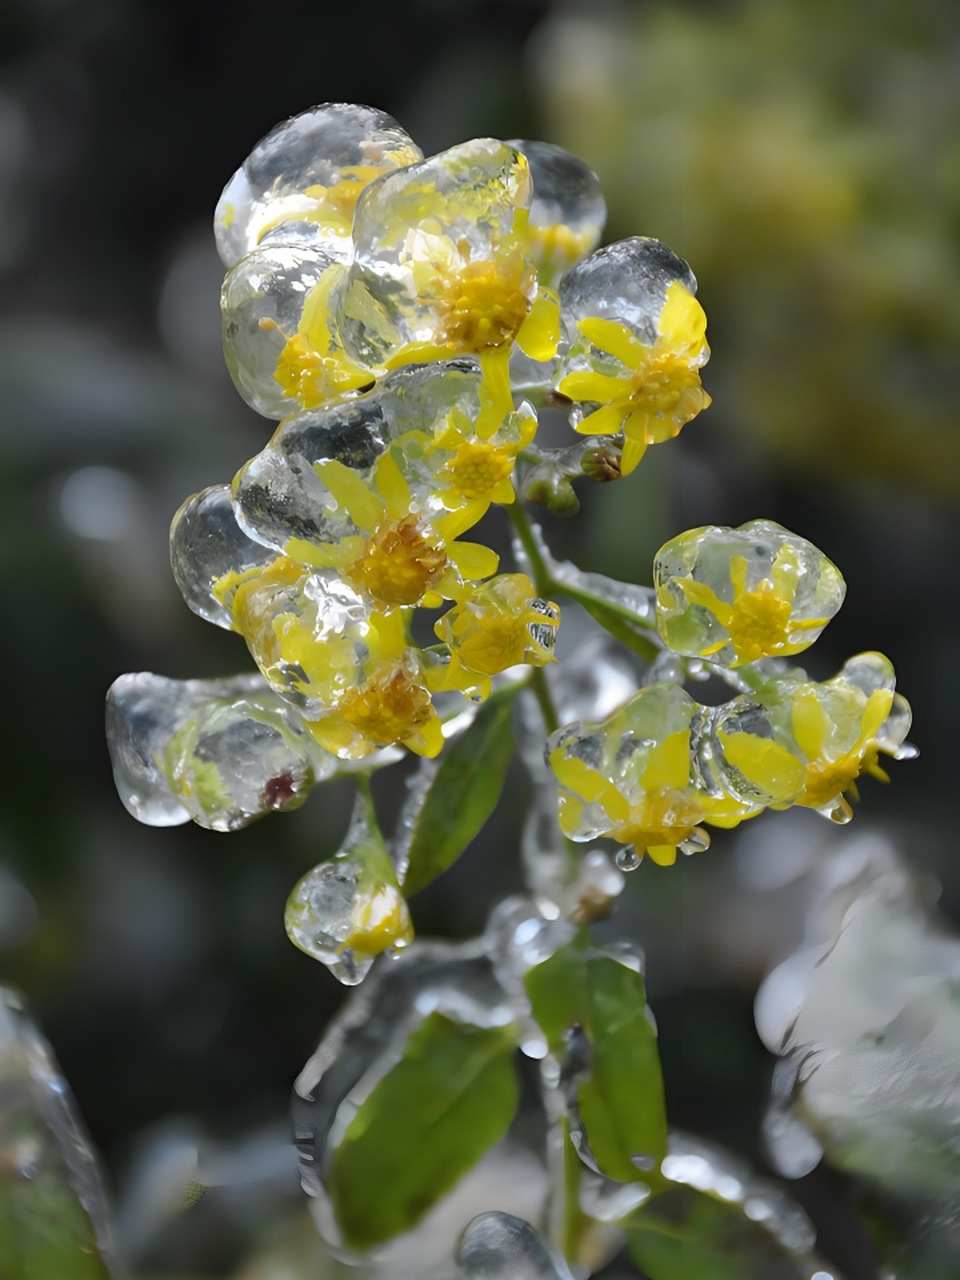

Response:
(615, 847), (641, 872)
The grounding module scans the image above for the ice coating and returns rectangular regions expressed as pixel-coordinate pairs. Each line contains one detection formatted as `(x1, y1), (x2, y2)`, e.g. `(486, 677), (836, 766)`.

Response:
(220, 245), (341, 419)
(105, 671), (331, 830)
(159, 689), (332, 831)
(756, 834), (960, 1211)
(654, 519), (846, 667)
(558, 236), (696, 349)
(508, 139), (606, 287)
(0, 988), (115, 1275)
(456, 1211), (575, 1280)
(170, 484), (277, 630)
(338, 139), (535, 367)
(213, 103), (422, 268)
(107, 671), (269, 826)
(292, 938), (515, 1248)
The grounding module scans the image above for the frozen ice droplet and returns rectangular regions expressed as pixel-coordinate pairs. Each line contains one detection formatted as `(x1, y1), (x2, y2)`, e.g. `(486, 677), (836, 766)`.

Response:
(456, 1211), (575, 1279)
(508, 139), (606, 287)
(169, 484), (276, 630)
(214, 103), (422, 268)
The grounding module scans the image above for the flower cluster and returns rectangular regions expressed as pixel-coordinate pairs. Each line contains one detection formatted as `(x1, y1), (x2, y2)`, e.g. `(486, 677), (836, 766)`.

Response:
(548, 523), (912, 864)
(104, 102), (911, 976)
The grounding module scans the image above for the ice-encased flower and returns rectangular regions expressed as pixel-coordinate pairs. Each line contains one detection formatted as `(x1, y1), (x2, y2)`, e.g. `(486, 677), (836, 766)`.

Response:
(336, 138), (560, 429)
(221, 249), (372, 419)
(228, 560), (444, 759)
(556, 238), (710, 474)
(712, 653), (913, 824)
(654, 519), (846, 667)
(434, 574), (560, 699)
(547, 682), (709, 866)
(285, 792), (413, 985)
(214, 103), (422, 268)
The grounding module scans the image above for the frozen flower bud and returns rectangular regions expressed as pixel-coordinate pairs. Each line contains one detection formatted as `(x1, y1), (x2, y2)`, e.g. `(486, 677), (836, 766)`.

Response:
(214, 103), (422, 268)
(654, 519), (846, 667)
(221, 247), (371, 419)
(556, 238), (710, 474)
(285, 792), (412, 984)
(508, 139), (606, 287)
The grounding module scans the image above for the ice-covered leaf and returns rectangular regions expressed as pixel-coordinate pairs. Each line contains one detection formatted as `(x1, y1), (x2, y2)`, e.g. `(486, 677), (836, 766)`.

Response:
(0, 990), (114, 1279)
(327, 1013), (519, 1248)
(402, 685), (518, 896)
(525, 945), (667, 1182)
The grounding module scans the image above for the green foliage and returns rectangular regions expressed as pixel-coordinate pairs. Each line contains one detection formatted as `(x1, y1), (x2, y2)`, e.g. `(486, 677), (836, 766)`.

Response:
(401, 685), (519, 896)
(526, 943), (667, 1183)
(327, 1013), (519, 1248)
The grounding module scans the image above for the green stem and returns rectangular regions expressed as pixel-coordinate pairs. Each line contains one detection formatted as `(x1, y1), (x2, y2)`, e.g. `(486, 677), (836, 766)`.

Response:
(560, 1118), (591, 1265)
(530, 666), (559, 737)
(505, 500), (552, 597)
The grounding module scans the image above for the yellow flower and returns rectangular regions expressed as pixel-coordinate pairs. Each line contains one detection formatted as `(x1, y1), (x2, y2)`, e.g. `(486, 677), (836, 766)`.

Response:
(558, 280), (711, 475)
(285, 448), (499, 609)
(434, 573), (560, 698)
(654, 520), (846, 667)
(342, 879), (414, 957)
(427, 403), (538, 523)
(551, 728), (705, 866)
(791, 675), (900, 822)
(307, 609), (444, 759)
(676, 549), (826, 665)
(266, 263), (375, 410)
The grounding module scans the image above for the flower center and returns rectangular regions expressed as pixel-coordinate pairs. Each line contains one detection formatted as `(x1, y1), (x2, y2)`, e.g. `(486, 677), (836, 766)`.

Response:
(444, 440), (515, 498)
(613, 787), (703, 854)
(433, 250), (534, 352)
(338, 664), (434, 746)
(346, 514), (447, 606)
(725, 580), (794, 663)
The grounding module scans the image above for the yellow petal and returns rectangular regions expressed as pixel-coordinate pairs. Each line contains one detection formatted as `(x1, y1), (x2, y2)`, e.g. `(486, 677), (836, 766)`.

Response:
(315, 458), (383, 531)
(560, 370), (631, 405)
(516, 289), (560, 362)
(476, 348), (515, 438)
(573, 400), (628, 439)
(657, 281), (707, 350)
(792, 686), (831, 759)
(447, 540), (500, 582)
(619, 435), (647, 476)
(719, 732), (806, 804)
(577, 316), (649, 367)
(646, 843), (678, 867)
(373, 449), (412, 517)
(642, 731), (690, 791)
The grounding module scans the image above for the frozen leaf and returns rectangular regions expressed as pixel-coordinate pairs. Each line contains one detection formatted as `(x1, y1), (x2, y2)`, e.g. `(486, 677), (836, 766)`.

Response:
(327, 1013), (519, 1248)
(402, 685), (518, 896)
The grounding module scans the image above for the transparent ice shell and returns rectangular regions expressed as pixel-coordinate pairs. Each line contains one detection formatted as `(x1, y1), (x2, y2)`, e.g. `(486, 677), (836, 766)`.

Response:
(170, 483), (276, 630)
(558, 236), (696, 351)
(508, 139), (606, 287)
(220, 244), (340, 419)
(0, 988), (116, 1275)
(338, 139), (534, 367)
(654, 519), (846, 667)
(232, 360), (500, 554)
(292, 938), (516, 1251)
(105, 671), (332, 830)
(213, 103), (422, 268)
(456, 1211), (575, 1280)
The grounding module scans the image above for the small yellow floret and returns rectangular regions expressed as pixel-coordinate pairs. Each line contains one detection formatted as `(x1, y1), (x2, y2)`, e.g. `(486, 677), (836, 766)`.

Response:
(343, 882), (414, 956)
(345, 514), (448, 607)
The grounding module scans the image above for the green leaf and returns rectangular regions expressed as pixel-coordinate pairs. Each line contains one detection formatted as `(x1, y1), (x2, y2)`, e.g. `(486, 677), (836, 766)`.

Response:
(525, 945), (667, 1184)
(0, 1156), (112, 1280)
(578, 955), (667, 1182)
(402, 686), (518, 896)
(626, 1184), (816, 1280)
(328, 1013), (519, 1248)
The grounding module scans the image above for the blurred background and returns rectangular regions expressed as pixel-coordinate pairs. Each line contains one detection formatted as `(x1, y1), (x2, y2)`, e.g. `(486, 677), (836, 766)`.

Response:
(0, 0), (957, 1276)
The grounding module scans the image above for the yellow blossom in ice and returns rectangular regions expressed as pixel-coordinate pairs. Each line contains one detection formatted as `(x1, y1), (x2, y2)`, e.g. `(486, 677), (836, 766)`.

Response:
(791, 680), (898, 822)
(342, 880), (414, 956)
(434, 573), (560, 698)
(307, 610), (444, 760)
(551, 729), (706, 867)
(676, 547), (828, 666)
(267, 264), (375, 410)
(427, 404), (538, 523)
(285, 448), (499, 609)
(558, 280), (711, 475)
